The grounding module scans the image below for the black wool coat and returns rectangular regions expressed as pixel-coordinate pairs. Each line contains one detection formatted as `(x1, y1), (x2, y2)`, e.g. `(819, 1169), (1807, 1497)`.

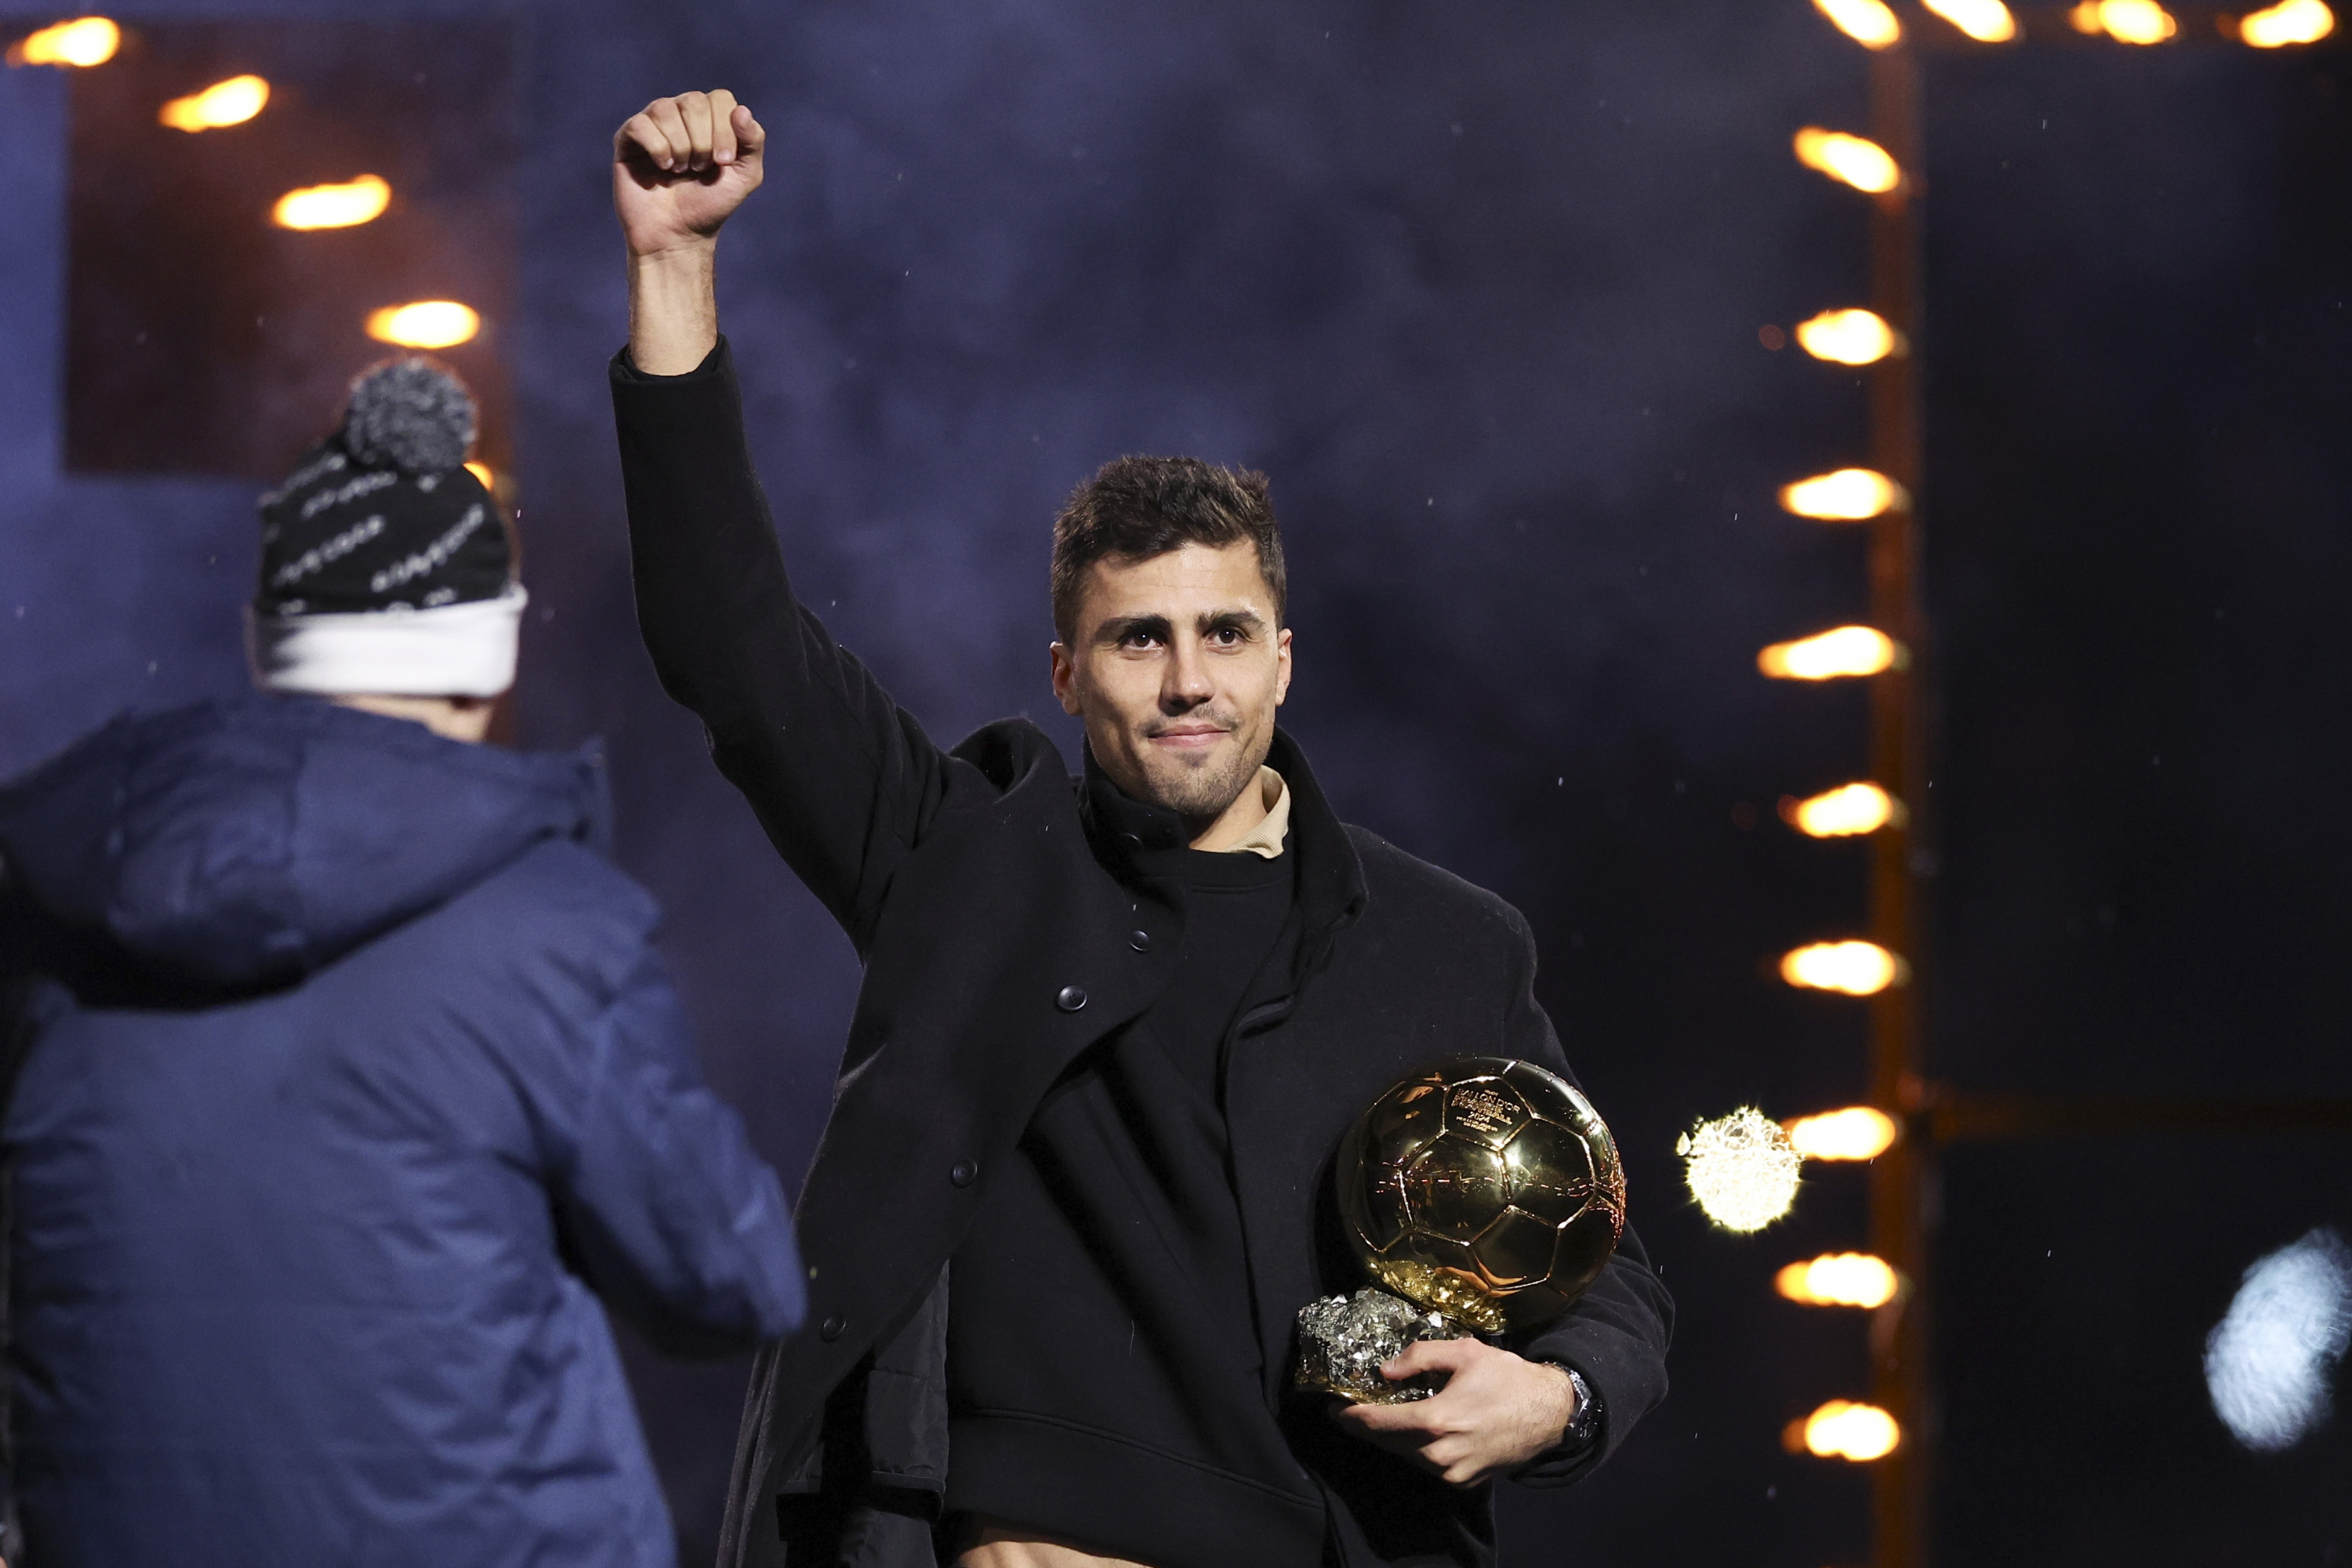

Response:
(612, 342), (1672, 1568)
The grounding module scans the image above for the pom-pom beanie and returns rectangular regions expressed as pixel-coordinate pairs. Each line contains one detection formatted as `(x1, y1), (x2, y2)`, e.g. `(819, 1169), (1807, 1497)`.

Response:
(245, 358), (524, 698)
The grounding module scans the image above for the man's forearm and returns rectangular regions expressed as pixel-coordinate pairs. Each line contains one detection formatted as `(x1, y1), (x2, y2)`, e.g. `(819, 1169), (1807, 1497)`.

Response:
(630, 244), (720, 376)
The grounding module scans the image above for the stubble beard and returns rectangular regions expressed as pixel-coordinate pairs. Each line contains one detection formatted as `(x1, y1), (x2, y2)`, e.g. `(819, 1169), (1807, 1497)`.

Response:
(1138, 721), (1270, 826)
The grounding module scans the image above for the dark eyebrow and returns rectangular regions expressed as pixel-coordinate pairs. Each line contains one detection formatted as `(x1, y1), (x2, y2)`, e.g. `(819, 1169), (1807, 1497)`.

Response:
(1200, 608), (1268, 637)
(1095, 614), (1173, 647)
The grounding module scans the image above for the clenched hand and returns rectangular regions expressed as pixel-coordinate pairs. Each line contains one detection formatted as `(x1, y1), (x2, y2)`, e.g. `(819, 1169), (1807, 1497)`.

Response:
(612, 89), (765, 258)
(612, 89), (765, 373)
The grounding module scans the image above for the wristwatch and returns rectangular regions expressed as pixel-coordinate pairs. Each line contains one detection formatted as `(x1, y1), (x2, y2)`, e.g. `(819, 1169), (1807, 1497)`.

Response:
(1550, 1363), (1602, 1452)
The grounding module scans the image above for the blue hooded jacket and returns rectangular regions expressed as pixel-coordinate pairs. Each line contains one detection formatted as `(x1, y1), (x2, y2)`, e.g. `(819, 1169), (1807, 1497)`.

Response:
(0, 696), (806, 1568)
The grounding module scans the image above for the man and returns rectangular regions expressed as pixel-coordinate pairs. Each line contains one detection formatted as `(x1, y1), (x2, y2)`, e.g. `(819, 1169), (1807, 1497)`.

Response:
(610, 91), (1670, 1568)
(0, 360), (807, 1567)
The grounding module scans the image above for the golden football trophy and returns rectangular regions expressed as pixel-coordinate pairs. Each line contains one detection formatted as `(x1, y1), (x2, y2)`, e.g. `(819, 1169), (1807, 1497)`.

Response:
(1294, 1056), (1627, 1404)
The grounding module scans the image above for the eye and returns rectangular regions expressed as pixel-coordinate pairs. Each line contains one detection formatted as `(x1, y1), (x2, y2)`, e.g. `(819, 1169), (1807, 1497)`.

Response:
(1207, 625), (1247, 648)
(1120, 629), (1162, 650)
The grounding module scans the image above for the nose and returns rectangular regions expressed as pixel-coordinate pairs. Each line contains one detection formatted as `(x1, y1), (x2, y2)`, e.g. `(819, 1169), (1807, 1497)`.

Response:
(1161, 634), (1214, 713)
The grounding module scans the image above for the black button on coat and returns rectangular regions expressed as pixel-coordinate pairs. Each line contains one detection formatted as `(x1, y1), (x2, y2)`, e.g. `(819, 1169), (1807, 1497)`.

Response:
(612, 342), (1672, 1568)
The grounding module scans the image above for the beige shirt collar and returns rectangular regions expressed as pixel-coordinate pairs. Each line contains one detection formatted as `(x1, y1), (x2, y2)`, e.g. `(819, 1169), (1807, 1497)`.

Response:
(1218, 766), (1290, 859)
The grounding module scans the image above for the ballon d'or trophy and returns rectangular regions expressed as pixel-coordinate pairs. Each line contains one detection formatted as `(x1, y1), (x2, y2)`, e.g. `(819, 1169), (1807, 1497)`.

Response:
(1294, 1055), (1627, 1404)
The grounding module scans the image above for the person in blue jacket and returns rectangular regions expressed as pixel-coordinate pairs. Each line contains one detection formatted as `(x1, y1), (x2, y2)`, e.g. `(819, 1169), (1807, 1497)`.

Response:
(0, 360), (806, 1568)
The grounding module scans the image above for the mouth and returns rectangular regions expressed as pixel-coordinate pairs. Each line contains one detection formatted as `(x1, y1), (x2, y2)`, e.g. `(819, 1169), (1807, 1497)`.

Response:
(1146, 723), (1230, 752)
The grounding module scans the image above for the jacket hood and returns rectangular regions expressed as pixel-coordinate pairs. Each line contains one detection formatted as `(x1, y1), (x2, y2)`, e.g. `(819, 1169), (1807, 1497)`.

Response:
(0, 696), (608, 988)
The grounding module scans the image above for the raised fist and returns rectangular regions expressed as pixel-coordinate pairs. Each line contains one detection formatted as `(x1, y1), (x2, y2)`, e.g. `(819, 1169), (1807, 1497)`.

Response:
(612, 89), (764, 258)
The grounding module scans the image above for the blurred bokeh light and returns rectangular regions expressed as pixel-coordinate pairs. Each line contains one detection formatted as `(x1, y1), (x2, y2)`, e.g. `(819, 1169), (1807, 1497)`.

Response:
(365, 300), (481, 350)
(2238, 0), (2336, 45)
(2071, 0), (2180, 42)
(1811, 0), (1902, 48)
(273, 174), (391, 230)
(1787, 1106), (1900, 1161)
(1777, 1253), (1904, 1308)
(1793, 1400), (1902, 1461)
(1784, 782), (1900, 837)
(1779, 466), (1904, 520)
(1780, 940), (1905, 996)
(1922, 0), (2019, 42)
(1793, 127), (1901, 195)
(8, 16), (118, 67)
(158, 74), (269, 132)
(1795, 307), (1900, 366)
(1758, 626), (1902, 680)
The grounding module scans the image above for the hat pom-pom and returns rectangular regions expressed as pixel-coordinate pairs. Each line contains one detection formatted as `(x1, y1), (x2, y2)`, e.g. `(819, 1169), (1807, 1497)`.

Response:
(342, 358), (477, 475)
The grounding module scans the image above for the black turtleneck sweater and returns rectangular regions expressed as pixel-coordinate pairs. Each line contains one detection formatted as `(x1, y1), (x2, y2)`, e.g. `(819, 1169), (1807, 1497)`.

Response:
(945, 818), (1324, 1566)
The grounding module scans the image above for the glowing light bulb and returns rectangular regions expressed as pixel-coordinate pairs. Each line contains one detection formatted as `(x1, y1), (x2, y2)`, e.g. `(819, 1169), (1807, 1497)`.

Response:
(2239, 0), (2334, 45)
(1780, 940), (1906, 996)
(2072, 0), (2179, 40)
(1795, 308), (1901, 367)
(158, 74), (268, 131)
(1678, 1109), (1802, 1232)
(1792, 128), (1902, 195)
(1786, 1106), (1900, 1160)
(273, 174), (390, 230)
(1922, 0), (2019, 40)
(1811, 0), (1903, 47)
(9, 16), (118, 67)
(1776, 1253), (1904, 1308)
(365, 301), (481, 350)
(1794, 1400), (1901, 1461)
(1779, 467), (1906, 521)
(1757, 626), (1903, 681)
(1784, 782), (1901, 838)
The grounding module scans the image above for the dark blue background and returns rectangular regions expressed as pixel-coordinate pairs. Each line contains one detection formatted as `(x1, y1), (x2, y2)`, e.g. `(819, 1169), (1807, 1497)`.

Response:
(4, 3), (2347, 1563)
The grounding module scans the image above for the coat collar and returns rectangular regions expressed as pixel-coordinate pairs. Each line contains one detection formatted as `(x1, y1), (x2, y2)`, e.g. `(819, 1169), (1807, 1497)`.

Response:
(1077, 727), (1367, 953)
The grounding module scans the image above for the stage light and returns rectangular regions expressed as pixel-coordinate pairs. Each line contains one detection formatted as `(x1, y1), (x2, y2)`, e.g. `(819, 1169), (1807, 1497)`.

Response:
(1795, 308), (1901, 367)
(1758, 626), (1903, 681)
(1783, 782), (1902, 838)
(273, 175), (390, 230)
(1922, 0), (2019, 40)
(1779, 467), (1906, 521)
(8, 16), (118, 67)
(1678, 1109), (1802, 1232)
(465, 462), (494, 489)
(1787, 1105), (1900, 1160)
(1780, 940), (1906, 996)
(1793, 128), (1902, 196)
(365, 301), (481, 350)
(158, 74), (268, 132)
(1777, 1253), (1903, 1308)
(2238, 0), (2335, 45)
(1811, 0), (1903, 47)
(1791, 1399), (1901, 1461)
(2072, 0), (2179, 40)
(2205, 1228), (2352, 1452)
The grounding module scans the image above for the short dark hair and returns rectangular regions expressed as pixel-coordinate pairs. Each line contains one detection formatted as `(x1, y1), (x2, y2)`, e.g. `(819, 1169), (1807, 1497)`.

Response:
(1051, 456), (1287, 643)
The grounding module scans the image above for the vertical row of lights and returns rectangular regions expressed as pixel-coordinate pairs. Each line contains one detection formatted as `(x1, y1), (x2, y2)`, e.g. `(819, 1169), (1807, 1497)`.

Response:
(9, 16), (493, 484)
(1681, 0), (2344, 1490)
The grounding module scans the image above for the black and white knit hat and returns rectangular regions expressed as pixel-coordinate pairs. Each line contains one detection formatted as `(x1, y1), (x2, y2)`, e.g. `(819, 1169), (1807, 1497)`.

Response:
(245, 358), (525, 699)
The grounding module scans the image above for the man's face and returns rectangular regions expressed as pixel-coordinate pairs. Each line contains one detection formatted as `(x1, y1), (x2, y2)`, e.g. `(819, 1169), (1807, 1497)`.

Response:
(1051, 541), (1293, 829)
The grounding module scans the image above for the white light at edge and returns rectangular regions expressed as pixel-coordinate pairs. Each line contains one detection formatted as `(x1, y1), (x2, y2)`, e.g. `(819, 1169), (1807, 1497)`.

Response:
(2205, 1228), (2352, 1452)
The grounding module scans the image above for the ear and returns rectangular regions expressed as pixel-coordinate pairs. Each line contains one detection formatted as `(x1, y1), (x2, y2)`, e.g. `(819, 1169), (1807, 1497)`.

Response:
(1050, 641), (1083, 717)
(1273, 626), (1294, 706)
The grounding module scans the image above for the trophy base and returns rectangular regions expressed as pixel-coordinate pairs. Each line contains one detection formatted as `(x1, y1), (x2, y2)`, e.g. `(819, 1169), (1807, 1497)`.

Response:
(1293, 1287), (1473, 1404)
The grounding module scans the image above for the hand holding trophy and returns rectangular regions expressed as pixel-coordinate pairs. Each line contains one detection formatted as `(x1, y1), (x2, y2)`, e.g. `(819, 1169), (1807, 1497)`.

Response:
(1296, 1056), (1628, 1404)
